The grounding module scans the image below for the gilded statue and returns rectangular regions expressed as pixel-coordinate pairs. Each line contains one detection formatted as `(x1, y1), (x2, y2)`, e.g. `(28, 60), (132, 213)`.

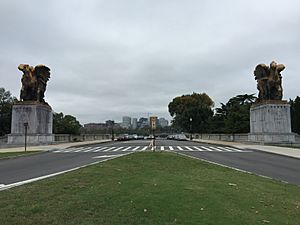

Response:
(18, 64), (51, 103)
(254, 61), (284, 102)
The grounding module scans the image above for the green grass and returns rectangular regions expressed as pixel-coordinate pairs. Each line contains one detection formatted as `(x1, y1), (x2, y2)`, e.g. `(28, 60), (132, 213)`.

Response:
(0, 151), (39, 159)
(0, 152), (299, 225)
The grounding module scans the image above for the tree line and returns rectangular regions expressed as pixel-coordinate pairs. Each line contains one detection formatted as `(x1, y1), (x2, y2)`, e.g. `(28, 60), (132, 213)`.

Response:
(168, 92), (300, 134)
(1, 87), (300, 136)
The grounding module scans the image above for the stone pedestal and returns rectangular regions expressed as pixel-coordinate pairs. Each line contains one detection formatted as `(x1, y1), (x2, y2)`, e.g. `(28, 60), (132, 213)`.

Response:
(248, 101), (295, 143)
(8, 102), (54, 145)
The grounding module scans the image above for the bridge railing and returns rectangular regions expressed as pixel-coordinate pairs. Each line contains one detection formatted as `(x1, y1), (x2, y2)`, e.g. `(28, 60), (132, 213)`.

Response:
(54, 134), (111, 143)
(193, 133), (249, 142)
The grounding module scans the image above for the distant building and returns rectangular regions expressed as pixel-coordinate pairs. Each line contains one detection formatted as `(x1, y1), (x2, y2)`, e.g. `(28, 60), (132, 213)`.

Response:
(121, 116), (131, 129)
(132, 118), (138, 129)
(138, 117), (149, 128)
(84, 123), (107, 131)
(158, 118), (169, 127)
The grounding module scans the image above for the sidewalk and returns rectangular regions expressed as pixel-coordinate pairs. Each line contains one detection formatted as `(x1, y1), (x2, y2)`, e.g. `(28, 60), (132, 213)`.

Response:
(0, 140), (111, 153)
(193, 139), (300, 159)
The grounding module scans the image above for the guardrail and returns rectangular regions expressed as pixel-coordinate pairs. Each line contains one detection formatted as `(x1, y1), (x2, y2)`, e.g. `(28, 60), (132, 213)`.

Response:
(193, 133), (249, 142)
(54, 134), (111, 143)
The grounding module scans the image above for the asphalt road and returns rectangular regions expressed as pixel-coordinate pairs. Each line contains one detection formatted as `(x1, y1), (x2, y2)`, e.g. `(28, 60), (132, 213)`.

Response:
(0, 139), (300, 189)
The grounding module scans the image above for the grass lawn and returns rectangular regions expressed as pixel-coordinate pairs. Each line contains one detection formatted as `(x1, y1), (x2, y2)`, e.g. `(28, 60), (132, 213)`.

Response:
(0, 151), (39, 159)
(0, 152), (299, 225)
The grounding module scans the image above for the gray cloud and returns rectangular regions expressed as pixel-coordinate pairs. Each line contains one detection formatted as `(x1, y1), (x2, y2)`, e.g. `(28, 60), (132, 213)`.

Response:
(1, 0), (300, 124)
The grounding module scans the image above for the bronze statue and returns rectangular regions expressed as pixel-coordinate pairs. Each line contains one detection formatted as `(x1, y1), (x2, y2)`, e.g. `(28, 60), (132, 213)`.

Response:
(18, 64), (51, 103)
(254, 61), (284, 102)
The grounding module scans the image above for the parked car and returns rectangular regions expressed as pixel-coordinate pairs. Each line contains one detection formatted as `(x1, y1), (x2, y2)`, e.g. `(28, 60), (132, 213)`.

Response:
(167, 133), (188, 141)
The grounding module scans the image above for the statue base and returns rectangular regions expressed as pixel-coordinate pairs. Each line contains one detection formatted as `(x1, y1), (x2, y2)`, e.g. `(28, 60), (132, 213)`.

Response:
(8, 102), (54, 145)
(248, 101), (295, 143)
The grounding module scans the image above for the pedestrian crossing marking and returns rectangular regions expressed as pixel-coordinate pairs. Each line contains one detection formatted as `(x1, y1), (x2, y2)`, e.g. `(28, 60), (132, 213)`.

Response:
(122, 146), (132, 151)
(185, 146), (194, 151)
(51, 145), (251, 154)
(132, 146), (140, 151)
(193, 146), (203, 151)
(103, 147), (116, 152)
(200, 146), (213, 152)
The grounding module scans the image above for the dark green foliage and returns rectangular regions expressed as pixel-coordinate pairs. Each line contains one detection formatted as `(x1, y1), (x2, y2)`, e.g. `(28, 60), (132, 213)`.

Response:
(53, 112), (82, 135)
(290, 96), (300, 134)
(212, 94), (256, 133)
(0, 88), (17, 136)
(168, 93), (214, 133)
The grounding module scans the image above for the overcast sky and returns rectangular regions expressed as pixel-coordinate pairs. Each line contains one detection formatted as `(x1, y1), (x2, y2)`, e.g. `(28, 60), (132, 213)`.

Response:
(1, 0), (299, 124)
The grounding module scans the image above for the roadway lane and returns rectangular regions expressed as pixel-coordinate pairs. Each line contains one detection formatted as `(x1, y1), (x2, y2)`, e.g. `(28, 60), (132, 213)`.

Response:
(0, 143), (127, 186)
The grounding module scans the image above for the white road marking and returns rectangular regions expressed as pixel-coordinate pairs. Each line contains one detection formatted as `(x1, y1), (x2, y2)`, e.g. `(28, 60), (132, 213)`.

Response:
(217, 146), (233, 152)
(177, 146), (184, 151)
(93, 147), (108, 152)
(208, 146), (223, 151)
(169, 146), (174, 151)
(199, 146), (213, 151)
(112, 147), (124, 151)
(132, 146), (140, 151)
(103, 147), (116, 152)
(122, 146), (132, 151)
(161, 146), (165, 151)
(141, 146), (148, 151)
(93, 154), (125, 158)
(193, 146), (204, 151)
(184, 146), (195, 151)
(74, 148), (85, 152)
(224, 147), (243, 152)
(0, 153), (133, 192)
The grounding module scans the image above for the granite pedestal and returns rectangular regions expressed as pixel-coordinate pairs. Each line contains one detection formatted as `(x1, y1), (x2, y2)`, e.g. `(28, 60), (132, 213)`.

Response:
(248, 101), (295, 143)
(8, 102), (54, 145)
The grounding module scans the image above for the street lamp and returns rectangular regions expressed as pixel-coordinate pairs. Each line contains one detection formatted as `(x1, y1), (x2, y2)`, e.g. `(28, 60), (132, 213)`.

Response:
(189, 117), (193, 140)
(110, 120), (115, 141)
(24, 122), (28, 152)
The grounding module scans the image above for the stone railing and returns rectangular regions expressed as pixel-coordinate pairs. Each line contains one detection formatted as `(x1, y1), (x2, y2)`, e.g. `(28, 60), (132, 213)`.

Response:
(54, 134), (111, 143)
(193, 133), (249, 142)
(0, 135), (8, 145)
(193, 133), (300, 145)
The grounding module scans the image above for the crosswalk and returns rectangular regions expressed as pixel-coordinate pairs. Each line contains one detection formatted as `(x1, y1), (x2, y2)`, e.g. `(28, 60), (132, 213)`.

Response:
(50, 145), (251, 153)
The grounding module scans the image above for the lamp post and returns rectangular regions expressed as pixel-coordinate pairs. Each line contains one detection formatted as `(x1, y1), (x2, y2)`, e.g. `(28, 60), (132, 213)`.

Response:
(110, 120), (115, 141)
(189, 117), (193, 140)
(24, 122), (28, 152)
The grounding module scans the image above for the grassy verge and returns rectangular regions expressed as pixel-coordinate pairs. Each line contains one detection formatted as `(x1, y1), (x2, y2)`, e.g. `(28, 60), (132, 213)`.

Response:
(0, 152), (299, 225)
(0, 151), (39, 159)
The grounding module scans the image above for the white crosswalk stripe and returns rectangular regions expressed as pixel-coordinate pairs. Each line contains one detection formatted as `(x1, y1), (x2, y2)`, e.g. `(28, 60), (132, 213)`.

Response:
(51, 145), (250, 153)
(184, 146), (195, 151)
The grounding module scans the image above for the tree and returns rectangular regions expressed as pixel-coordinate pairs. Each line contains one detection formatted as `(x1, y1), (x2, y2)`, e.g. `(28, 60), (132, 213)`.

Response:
(168, 93), (214, 133)
(53, 112), (82, 135)
(0, 88), (17, 136)
(213, 94), (256, 133)
(290, 96), (300, 134)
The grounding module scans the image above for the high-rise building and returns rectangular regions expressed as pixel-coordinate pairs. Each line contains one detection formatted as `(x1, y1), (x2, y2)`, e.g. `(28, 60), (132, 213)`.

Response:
(138, 117), (149, 128)
(132, 118), (138, 129)
(158, 118), (169, 127)
(121, 116), (131, 129)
